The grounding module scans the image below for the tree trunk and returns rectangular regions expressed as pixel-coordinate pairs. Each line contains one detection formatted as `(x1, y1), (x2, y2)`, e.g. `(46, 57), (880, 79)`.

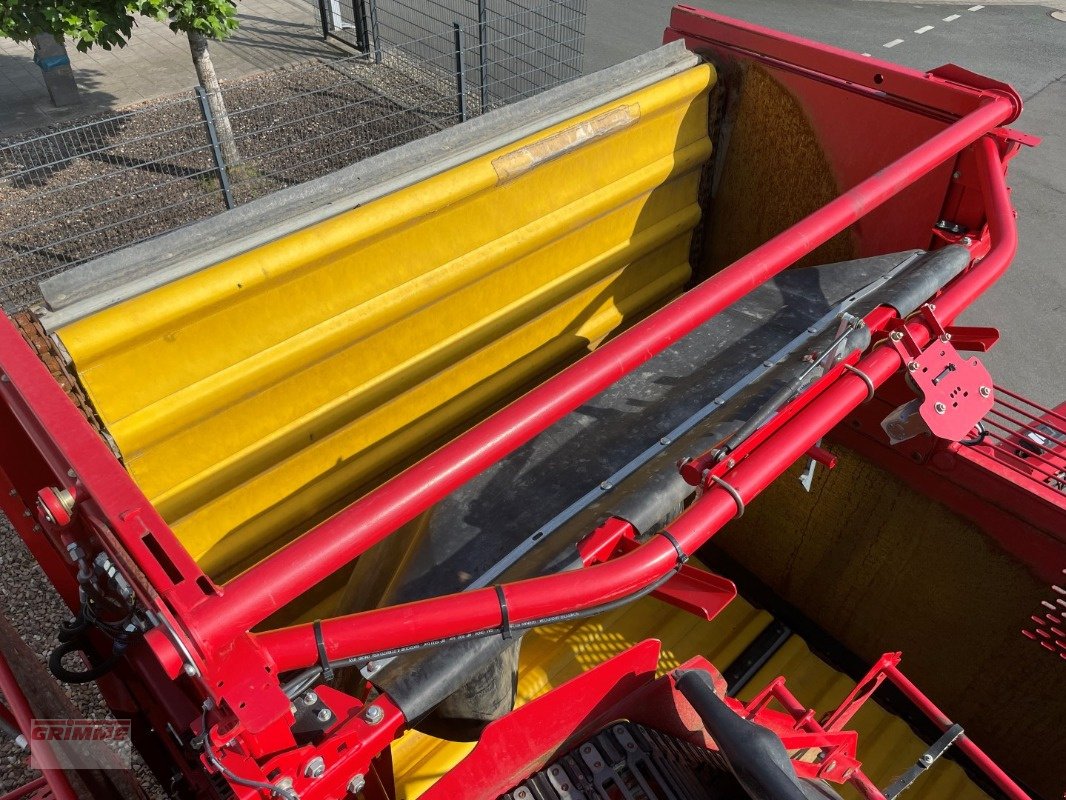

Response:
(187, 30), (240, 170)
(31, 34), (80, 108)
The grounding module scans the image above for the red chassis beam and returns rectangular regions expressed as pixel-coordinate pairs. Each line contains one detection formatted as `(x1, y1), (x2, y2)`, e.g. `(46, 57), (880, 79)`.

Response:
(0, 9), (1033, 796)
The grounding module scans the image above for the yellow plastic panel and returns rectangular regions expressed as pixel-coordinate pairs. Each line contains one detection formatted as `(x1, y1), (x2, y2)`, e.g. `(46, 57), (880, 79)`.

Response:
(394, 595), (991, 800)
(55, 65), (715, 572)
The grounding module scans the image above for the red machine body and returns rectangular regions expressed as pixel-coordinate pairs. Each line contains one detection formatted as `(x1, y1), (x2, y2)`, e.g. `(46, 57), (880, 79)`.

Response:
(0, 7), (1061, 800)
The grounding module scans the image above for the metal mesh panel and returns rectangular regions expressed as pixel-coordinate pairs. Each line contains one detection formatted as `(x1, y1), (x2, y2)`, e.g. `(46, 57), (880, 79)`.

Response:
(0, 0), (586, 310)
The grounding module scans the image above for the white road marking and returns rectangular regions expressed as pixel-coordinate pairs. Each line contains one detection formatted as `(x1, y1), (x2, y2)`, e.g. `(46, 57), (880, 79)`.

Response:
(968, 5), (985, 10)
(943, 13), (961, 20)
(915, 24), (935, 33)
(883, 38), (905, 47)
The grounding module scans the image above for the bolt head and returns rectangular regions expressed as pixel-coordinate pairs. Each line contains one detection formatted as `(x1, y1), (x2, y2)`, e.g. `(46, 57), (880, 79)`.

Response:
(979, 386), (991, 398)
(599, 481), (612, 491)
(304, 755), (326, 778)
(934, 402), (946, 414)
(348, 774), (366, 795)
(182, 663), (198, 677)
(364, 704), (384, 724)
(940, 332), (951, 342)
(908, 361), (920, 371)
(302, 691), (318, 706)
(960, 236), (972, 245)
(276, 777), (294, 791)
(919, 754), (934, 766)
(890, 331), (904, 341)
(316, 708), (332, 722)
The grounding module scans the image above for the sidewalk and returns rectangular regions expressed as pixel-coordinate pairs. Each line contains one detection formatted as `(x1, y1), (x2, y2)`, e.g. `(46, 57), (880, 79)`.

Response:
(0, 0), (347, 135)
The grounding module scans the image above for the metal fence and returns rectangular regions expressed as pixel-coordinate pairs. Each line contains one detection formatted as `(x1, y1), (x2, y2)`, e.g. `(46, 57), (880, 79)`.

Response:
(320, 0), (585, 105)
(0, 0), (586, 309)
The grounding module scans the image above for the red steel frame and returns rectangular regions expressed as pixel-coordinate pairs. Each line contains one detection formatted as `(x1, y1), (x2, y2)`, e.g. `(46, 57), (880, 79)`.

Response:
(0, 7), (1049, 798)
(248, 133), (1021, 671)
(420, 643), (1029, 800)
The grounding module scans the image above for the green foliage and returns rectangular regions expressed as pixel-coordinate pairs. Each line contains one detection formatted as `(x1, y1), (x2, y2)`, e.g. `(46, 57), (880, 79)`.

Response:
(0, 0), (239, 51)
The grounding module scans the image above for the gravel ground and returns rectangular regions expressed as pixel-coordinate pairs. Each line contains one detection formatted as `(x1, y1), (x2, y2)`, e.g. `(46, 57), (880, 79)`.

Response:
(0, 51), (468, 311)
(0, 518), (166, 797)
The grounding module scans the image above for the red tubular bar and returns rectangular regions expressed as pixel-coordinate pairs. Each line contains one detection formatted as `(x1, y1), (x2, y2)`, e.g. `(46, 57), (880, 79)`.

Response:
(0, 653), (78, 800)
(985, 407), (1062, 444)
(883, 663), (1030, 800)
(0, 777), (48, 800)
(197, 98), (1017, 648)
(253, 135), (1016, 672)
(995, 385), (1066, 428)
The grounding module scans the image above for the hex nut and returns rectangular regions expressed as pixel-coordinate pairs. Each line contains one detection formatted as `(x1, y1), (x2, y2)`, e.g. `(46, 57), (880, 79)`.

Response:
(348, 774), (366, 795)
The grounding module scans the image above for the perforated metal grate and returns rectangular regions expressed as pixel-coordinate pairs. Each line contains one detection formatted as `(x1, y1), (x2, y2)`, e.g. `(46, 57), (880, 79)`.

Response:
(501, 721), (731, 800)
(1022, 570), (1066, 660)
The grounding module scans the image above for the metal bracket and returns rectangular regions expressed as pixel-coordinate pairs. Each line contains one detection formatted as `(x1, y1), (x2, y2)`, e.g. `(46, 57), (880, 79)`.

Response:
(884, 307), (994, 442)
(799, 440), (837, 492)
(615, 537), (736, 621)
(883, 724), (965, 799)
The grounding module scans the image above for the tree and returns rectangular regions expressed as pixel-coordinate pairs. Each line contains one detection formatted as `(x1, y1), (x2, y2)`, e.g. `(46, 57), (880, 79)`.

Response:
(0, 0), (241, 167)
(151, 0), (241, 169)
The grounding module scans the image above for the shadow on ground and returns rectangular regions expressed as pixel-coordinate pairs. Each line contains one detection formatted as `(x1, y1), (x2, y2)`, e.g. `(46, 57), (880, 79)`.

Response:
(0, 51), (123, 137)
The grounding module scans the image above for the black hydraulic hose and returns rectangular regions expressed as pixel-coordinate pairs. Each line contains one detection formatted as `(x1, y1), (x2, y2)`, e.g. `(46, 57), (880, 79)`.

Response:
(959, 421), (987, 447)
(675, 669), (813, 800)
(48, 638), (121, 684)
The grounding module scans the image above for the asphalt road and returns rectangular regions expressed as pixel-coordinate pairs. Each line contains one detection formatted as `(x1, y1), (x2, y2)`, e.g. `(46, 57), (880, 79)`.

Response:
(583, 1), (1066, 405)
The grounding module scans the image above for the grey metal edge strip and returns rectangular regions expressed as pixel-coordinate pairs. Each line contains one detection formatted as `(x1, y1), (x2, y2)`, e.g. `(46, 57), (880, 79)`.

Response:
(39, 41), (700, 330)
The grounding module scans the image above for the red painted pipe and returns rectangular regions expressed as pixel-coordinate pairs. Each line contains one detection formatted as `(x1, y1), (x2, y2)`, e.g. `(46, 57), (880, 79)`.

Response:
(0, 653), (78, 800)
(254, 135), (1016, 673)
(197, 97), (1016, 647)
(936, 136), (1017, 323)
(0, 777), (48, 800)
(257, 346), (878, 670)
(885, 664), (1030, 800)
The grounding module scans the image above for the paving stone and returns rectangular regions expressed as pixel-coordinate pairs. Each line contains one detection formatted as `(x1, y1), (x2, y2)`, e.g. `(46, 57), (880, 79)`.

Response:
(0, 0), (339, 134)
